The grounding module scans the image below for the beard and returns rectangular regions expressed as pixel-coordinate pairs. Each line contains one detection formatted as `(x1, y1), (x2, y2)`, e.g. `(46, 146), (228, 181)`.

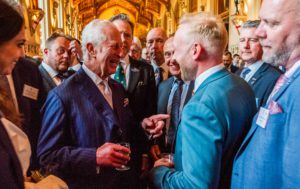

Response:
(261, 37), (299, 68)
(263, 44), (292, 68)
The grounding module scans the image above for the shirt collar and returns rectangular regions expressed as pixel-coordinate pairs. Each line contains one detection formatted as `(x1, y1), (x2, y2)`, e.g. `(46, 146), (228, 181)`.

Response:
(285, 59), (300, 78)
(82, 64), (106, 86)
(41, 61), (59, 78)
(194, 64), (224, 92)
(245, 60), (263, 72)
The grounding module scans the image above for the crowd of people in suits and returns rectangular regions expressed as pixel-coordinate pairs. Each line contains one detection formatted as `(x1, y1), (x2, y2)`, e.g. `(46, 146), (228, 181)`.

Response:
(1, 0), (300, 188)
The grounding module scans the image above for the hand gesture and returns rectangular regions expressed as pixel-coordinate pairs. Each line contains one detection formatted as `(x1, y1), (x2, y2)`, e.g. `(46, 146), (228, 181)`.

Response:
(141, 114), (170, 139)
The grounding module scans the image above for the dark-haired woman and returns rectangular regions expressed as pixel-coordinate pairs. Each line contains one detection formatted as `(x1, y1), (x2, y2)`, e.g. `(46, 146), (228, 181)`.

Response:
(0, 1), (67, 188)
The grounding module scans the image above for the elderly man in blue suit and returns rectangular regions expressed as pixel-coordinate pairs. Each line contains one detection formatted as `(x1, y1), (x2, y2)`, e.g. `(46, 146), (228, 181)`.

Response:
(37, 19), (168, 189)
(149, 13), (257, 189)
(231, 0), (300, 188)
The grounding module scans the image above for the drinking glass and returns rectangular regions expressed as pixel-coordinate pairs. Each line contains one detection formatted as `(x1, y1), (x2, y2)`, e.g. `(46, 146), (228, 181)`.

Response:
(115, 142), (130, 171)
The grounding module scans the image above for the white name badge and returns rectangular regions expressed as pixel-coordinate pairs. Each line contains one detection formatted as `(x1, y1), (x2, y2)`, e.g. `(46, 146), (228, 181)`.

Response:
(22, 84), (39, 100)
(256, 107), (270, 129)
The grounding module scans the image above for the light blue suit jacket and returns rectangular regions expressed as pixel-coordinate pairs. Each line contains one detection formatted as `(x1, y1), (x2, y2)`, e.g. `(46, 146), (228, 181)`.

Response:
(231, 67), (300, 189)
(149, 69), (256, 189)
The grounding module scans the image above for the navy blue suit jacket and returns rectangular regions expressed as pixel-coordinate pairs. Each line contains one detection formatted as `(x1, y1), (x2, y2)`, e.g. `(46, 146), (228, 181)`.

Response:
(37, 68), (141, 189)
(0, 121), (24, 189)
(236, 63), (281, 107)
(156, 77), (194, 152)
(13, 57), (46, 171)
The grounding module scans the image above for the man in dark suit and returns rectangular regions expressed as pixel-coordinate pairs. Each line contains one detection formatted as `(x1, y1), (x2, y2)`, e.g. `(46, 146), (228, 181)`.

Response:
(38, 32), (71, 93)
(110, 14), (157, 176)
(223, 51), (239, 73)
(149, 13), (256, 189)
(236, 20), (281, 108)
(12, 57), (46, 172)
(37, 19), (168, 189)
(146, 27), (169, 86)
(151, 36), (194, 160)
(110, 13), (156, 122)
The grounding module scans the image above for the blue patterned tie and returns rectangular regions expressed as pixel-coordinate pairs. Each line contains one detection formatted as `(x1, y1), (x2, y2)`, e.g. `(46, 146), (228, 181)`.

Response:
(166, 79), (184, 152)
(155, 67), (163, 86)
(114, 64), (127, 88)
(240, 67), (251, 79)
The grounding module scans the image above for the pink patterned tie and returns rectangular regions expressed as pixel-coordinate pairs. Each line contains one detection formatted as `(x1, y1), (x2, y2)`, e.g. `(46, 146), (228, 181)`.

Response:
(268, 75), (288, 101)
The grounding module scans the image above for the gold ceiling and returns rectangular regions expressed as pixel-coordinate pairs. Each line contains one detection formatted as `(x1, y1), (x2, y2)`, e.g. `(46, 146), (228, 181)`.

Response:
(71, 0), (170, 39)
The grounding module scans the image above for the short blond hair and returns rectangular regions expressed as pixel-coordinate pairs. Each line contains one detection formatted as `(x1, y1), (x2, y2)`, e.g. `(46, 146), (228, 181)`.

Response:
(179, 12), (228, 58)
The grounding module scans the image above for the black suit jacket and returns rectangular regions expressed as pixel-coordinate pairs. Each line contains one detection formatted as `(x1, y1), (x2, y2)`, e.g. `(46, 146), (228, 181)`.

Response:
(236, 62), (282, 107)
(127, 57), (157, 122)
(38, 64), (57, 94)
(13, 58), (46, 171)
(0, 121), (24, 189)
(156, 77), (194, 152)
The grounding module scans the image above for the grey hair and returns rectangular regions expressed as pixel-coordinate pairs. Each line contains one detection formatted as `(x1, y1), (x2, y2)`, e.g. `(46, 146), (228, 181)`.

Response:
(81, 19), (110, 61)
(179, 12), (228, 58)
(242, 20), (261, 29)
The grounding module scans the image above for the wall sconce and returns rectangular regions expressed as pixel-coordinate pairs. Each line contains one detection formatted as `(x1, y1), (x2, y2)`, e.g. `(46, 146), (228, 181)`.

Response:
(231, 0), (247, 35)
(28, 8), (44, 35)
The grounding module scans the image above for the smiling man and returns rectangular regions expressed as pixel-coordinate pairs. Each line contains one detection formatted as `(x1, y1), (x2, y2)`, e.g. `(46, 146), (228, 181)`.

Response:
(151, 37), (194, 160)
(236, 20), (281, 107)
(38, 19), (168, 189)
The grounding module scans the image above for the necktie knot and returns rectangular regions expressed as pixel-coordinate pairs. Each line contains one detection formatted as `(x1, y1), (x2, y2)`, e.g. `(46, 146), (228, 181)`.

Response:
(98, 80), (113, 108)
(240, 67), (251, 79)
(175, 79), (184, 86)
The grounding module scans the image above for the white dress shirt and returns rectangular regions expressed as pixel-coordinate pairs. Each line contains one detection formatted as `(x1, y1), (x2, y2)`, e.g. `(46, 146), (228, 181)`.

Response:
(194, 64), (224, 93)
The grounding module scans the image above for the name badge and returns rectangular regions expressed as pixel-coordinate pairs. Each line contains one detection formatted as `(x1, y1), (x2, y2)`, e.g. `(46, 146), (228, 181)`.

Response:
(22, 84), (39, 100)
(256, 107), (270, 128)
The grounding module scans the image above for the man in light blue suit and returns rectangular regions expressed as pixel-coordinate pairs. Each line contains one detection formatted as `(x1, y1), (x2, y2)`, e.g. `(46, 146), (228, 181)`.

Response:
(231, 0), (300, 188)
(149, 13), (257, 189)
(37, 19), (168, 189)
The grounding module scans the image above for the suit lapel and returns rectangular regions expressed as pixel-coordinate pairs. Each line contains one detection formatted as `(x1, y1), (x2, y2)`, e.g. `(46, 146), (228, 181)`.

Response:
(157, 77), (174, 114)
(128, 58), (140, 93)
(237, 66), (300, 158)
(248, 63), (267, 86)
(184, 80), (195, 105)
(38, 65), (57, 88)
(271, 67), (300, 102)
(75, 69), (121, 142)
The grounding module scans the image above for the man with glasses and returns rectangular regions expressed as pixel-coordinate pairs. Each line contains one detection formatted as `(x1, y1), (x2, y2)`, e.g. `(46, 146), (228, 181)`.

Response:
(38, 32), (71, 93)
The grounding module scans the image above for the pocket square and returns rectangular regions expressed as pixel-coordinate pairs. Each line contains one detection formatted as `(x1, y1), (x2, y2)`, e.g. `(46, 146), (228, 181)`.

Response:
(131, 67), (140, 72)
(137, 81), (144, 86)
(268, 101), (283, 114)
(123, 98), (129, 107)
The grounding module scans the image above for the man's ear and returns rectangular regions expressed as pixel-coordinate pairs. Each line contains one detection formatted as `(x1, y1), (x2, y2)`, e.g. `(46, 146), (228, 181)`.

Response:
(86, 43), (95, 58)
(192, 43), (203, 60)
